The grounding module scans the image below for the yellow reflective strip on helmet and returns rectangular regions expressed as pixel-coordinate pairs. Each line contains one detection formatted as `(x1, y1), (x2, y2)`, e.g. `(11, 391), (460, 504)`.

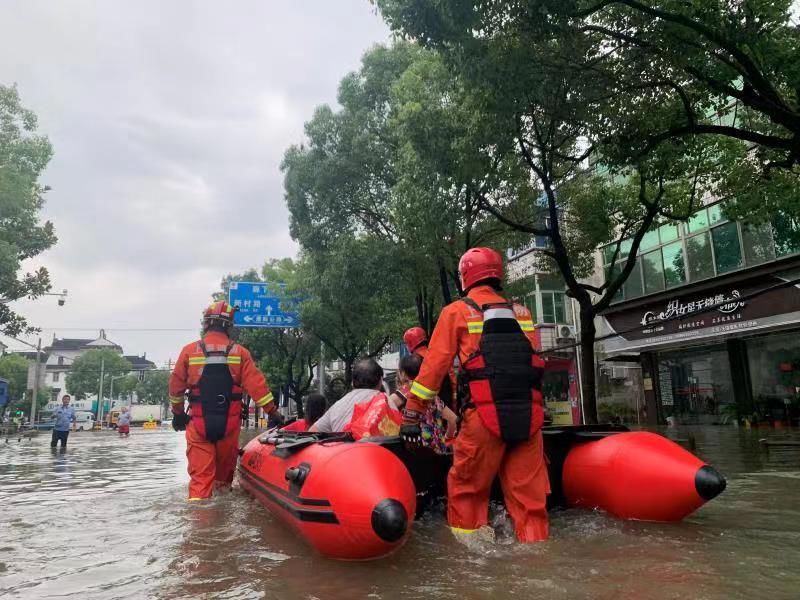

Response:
(450, 527), (478, 534)
(410, 381), (437, 400)
(255, 392), (274, 407)
(169, 396), (184, 404)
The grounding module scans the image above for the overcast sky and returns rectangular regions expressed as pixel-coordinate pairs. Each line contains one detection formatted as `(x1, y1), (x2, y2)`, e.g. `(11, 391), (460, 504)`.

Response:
(0, 1), (389, 365)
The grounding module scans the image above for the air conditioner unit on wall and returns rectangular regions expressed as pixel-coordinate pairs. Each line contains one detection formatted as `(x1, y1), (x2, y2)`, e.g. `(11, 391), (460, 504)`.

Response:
(556, 324), (577, 340)
(611, 367), (627, 380)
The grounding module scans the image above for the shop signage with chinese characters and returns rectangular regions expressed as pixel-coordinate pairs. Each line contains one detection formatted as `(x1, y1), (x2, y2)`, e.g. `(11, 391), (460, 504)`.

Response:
(640, 290), (746, 330)
(603, 272), (800, 348)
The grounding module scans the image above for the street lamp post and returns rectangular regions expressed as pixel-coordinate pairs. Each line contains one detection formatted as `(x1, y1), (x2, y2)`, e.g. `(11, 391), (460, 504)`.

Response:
(24, 290), (68, 425)
(109, 374), (126, 410)
(97, 357), (105, 426)
(30, 338), (42, 426)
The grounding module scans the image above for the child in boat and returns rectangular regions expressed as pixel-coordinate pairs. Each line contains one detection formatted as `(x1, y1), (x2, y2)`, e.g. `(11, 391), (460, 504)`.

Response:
(390, 353), (457, 454)
(281, 393), (327, 432)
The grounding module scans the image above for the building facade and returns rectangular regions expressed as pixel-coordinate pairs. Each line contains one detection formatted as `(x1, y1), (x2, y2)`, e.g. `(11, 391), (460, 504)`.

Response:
(507, 243), (581, 425)
(15, 330), (155, 408)
(597, 201), (800, 426)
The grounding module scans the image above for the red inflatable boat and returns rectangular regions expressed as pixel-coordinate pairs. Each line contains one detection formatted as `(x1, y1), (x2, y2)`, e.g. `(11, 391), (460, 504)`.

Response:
(239, 432), (416, 560)
(238, 426), (726, 560)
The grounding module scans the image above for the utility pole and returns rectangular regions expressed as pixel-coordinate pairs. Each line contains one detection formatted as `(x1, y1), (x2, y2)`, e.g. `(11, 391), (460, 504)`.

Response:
(318, 340), (325, 394)
(30, 338), (42, 425)
(97, 356), (105, 427)
(165, 359), (172, 422)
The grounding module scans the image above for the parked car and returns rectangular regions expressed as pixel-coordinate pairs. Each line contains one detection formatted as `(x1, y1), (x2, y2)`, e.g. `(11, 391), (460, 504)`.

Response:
(32, 420), (55, 431)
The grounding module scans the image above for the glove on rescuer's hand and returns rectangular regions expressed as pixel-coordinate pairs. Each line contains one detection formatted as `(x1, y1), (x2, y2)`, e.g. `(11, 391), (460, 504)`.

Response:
(172, 413), (191, 432)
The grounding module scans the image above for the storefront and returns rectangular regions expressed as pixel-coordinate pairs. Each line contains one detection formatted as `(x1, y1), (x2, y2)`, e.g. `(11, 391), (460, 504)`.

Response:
(542, 355), (581, 425)
(601, 269), (800, 426)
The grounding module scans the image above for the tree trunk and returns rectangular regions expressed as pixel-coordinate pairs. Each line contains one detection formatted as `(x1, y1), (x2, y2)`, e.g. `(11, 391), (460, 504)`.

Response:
(439, 264), (452, 306)
(294, 393), (304, 418)
(415, 289), (425, 329)
(343, 359), (353, 391)
(579, 306), (599, 424)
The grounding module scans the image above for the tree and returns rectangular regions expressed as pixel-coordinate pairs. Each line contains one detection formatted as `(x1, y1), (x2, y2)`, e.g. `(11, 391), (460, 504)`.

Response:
(136, 370), (170, 405)
(377, 1), (800, 161)
(112, 374), (140, 401)
(372, 2), (744, 422)
(0, 84), (58, 336)
(0, 353), (29, 415)
(219, 259), (320, 416)
(282, 44), (528, 331)
(294, 237), (412, 385)
(66, 350), (132, 399)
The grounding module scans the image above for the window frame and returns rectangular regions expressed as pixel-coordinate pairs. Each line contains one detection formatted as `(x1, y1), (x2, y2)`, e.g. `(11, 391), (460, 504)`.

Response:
(600, 200), (800, 304)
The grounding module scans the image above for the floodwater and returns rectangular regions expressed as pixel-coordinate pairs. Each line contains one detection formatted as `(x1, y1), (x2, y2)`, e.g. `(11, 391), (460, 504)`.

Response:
(1, 426), (799, 600)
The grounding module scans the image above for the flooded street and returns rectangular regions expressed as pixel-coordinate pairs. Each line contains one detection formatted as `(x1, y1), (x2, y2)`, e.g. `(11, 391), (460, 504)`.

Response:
(1, 427), (799, 600)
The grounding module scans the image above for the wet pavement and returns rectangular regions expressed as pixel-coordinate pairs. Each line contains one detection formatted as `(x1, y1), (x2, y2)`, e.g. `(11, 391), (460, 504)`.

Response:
(1, 426), (799, 599)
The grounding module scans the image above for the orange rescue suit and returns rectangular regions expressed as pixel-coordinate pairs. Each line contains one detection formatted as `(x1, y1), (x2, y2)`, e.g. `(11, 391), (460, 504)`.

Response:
(169, 330), (274, 499)
(409, 285), (549, 542)
(414, 345), (458, 410)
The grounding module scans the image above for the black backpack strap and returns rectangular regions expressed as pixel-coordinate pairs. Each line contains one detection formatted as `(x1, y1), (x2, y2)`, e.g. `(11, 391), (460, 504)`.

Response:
(459, 297), (481, 312)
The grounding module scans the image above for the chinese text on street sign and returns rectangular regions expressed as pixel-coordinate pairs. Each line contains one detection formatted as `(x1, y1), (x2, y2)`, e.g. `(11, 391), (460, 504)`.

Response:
(228, 282), (299, 328)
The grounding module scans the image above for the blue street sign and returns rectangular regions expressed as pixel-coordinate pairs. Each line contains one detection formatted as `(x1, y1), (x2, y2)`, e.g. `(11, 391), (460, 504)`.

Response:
(228, 281), (300, 328)
(0, 378), (8, 407)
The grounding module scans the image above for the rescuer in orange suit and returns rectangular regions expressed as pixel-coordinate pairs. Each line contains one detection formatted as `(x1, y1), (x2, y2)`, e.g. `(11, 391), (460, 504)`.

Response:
(401, 247), (549, 542)
(169, 301), (276, 500)
(403, 326), (458, 410)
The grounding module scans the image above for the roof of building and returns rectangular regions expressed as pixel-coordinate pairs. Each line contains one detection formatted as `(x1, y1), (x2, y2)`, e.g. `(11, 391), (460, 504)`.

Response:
(125, 355), (156, 370)
(49, 330), (122, 352)
(13, 350), (50, 361)
(49, 338), (94, 351)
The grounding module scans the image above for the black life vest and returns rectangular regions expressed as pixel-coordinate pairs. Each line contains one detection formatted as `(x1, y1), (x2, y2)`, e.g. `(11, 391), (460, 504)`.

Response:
(189, 341), (241, 442)
(459, 299), (545, 445)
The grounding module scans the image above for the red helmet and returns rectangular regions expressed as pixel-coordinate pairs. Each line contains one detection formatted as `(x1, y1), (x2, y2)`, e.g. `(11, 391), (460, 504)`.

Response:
(403, 327), (428, 353)
(203, 300), (236, 327)
(458, 247), (504, 291)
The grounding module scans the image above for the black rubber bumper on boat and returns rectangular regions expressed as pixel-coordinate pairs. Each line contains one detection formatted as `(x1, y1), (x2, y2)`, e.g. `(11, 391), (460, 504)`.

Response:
(371, 499), (408, 542)
(695, 465), (727, 500)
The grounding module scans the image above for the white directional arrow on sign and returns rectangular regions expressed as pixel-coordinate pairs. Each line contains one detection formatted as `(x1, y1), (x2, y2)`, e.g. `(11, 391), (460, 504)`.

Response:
(244, 315), (254, 323)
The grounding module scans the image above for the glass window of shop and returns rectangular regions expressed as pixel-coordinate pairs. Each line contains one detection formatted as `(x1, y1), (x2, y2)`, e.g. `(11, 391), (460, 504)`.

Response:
(711, 221), (743, 274)
(642, 250), (665, 294)
(601, 204), (800, 304)
(686, 232), (714, 281)
(741, 223), (776, 266)
(746, 332), (800, 425)
(657, 345), (736, 425)
(773, 213), (800, 257)
(661, 240), (686, 288)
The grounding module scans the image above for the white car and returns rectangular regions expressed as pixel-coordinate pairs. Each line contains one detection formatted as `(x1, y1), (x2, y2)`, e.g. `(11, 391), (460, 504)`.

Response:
(74, 411), (96, 431)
